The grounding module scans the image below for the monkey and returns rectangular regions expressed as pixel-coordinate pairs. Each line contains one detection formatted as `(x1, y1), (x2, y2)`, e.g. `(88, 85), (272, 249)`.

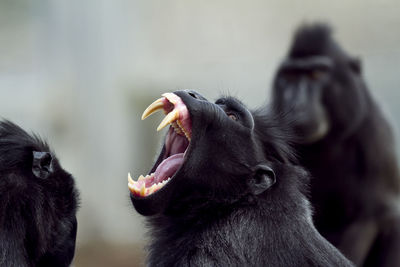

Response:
(128, 90), (354, 266)
(0, 120), (79, 267)
(271, 23), (400, 266)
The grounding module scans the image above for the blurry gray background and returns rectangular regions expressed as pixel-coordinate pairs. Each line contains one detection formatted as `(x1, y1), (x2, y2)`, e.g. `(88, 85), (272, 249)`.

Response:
(1, 0), (399, 266)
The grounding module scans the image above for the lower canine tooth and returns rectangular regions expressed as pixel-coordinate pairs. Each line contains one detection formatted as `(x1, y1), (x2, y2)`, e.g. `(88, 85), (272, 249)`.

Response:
(140, 185), (146, 196)
(128, 173), (135, 184)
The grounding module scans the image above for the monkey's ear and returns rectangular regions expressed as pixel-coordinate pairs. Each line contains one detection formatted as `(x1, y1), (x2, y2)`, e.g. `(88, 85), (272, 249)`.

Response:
(248, 164), (276, 195)
(32, 151), (54, 179)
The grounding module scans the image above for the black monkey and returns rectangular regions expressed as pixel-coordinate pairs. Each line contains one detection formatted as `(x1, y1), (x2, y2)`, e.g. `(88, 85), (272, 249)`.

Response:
(128, 90), (353, 266)
(0, 120), (79, 267)
(271, 24), (400, 266)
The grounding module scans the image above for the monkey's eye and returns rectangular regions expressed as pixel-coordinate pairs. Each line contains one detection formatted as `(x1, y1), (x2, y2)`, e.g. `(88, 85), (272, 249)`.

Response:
(309, 70), (326, 80)
(227, 113), (238, 121)
(215, 99), (241, 122)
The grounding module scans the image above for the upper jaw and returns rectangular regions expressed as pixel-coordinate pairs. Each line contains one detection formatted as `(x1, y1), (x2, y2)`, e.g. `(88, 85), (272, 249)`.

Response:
(129, 91), (195, 198)
(141, 92), (193, 139)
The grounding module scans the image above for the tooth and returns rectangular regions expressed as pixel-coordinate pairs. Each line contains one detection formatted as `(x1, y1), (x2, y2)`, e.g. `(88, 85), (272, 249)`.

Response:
(154, 185), (158, 191)
(173, 127), (182, 134)
(128, 183), (135, 190)
(147, 185), (155, 194)
(140, 183), (146, 196)
(175, 121), (183, 134)
(128, 183), (139, 194)
(138, 175), (145, 181)
(142, 98), (164, 120)
(173, 126), (182, 134)
(176, 120), (190, 140)
(128, 173), (135, 184)
(157, 109), (179, 131)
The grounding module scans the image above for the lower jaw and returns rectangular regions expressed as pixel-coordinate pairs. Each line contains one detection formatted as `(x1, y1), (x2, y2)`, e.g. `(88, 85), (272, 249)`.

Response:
(129, 152), (185, 197)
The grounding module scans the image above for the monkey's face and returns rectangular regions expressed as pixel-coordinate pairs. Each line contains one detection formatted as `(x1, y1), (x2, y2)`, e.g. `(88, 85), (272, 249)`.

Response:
(272, 56), (332, 144)
(0, 122), (78, 215)
(129, 90), (275, 216)
(272, 52), (369, 144)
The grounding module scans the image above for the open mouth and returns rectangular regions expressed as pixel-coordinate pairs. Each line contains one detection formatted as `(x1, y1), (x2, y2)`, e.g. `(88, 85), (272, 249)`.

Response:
(128, 93), (192, 197)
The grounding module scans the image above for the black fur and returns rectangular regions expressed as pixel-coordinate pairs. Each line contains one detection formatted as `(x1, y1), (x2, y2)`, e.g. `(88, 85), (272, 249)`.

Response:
(272, 23), (400, 266)
(0, 120), (79, 267)
(131, 90), (353, 266)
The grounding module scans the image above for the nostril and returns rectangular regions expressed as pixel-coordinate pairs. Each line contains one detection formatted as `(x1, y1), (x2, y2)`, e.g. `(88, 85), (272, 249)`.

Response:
(188, 92), (197, 99)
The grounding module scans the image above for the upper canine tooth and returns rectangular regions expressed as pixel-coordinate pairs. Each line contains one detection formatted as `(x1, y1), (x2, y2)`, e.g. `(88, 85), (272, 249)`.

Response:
(157, 109), (179, 131)
(142, 98), (164, 120)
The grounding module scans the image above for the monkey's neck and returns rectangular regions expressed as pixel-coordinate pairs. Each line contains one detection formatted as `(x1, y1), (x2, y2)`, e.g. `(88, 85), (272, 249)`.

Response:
(145, 199), (347, 266)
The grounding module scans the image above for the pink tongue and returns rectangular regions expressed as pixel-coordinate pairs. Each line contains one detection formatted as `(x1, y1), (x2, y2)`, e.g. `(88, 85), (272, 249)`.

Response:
(154, 153), (184, 184)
